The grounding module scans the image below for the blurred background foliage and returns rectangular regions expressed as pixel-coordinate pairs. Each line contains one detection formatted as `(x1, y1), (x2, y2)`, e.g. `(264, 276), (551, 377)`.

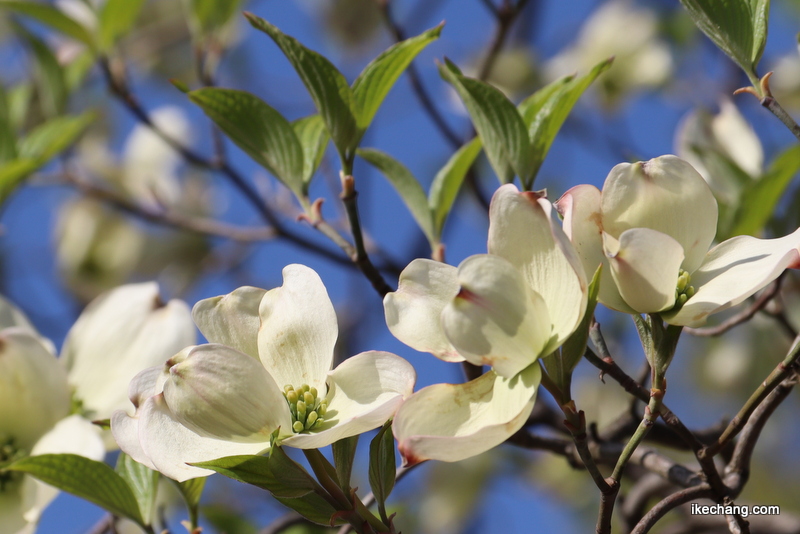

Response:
(2, 0), (800, 532)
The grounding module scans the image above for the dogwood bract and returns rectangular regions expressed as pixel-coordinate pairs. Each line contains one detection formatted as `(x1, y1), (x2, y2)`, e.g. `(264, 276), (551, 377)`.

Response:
(112, 264), (415, 482)
(63, 282), (196, 425)
(556, 155), (800, 326)
(384, 184), (587, 464)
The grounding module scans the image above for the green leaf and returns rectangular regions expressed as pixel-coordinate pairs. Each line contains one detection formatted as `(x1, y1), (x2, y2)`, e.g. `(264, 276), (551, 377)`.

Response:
(6, 454), (145, 527)
(116, 453), (159, 526)
(292, 114), (329, 187)
(518, 58), (612, 189)
(439, 59), (530, 184)
(331, 435), (358, 494)
(192, 450), (318, 498)
(368, 422), (396, 520)
(0, 85), (17, 163)
(202, 505), (259, 534)
(730, 145), (800, 237)
(15, 24), (68, 117)
(0, 1), (96, 48)
(189, 88), (305, 195)
(0, 158), (38, 205)
(7, 83), (33, 131)
(17, 111), (95, 162)
(187, 0), (243, 37)
(274, 492), (343, 526)
(428, 137), (482, 238)
(245, 13), (359, 157)
(357, 148), (435, 244)
(97, 0), (146, 51)
(750, 0), (770, 68)
(677, 0), (769, 79)
(351, 24), (443, 130)
(175, 477), (206, 510)
(0, 111), (93, 204)
(64, 49), (96, 93)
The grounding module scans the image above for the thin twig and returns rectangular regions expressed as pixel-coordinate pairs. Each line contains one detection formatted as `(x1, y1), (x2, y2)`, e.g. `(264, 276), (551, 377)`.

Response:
(685, 278), (783, 337)
(63, 172), (279, 242)
(631, 484), (715, 534)
(258, 512), (307, 534)
(338, 175), (394, 296)
(702, 334), (800, 457)
(98, 56), (398, 286)
(725, 373), (799, 490)
(335, 464), (418, 534)
(376, 1), (462, 148)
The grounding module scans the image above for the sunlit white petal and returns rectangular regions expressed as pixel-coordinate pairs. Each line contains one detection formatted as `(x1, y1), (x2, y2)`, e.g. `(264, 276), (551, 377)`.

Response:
(665, 228), (800, 326)
(393, 364), (541, 465)
(62, 282), (196, 420)
(556, 184), (633, 313)
(442, 255), (551, 378)
(258, 265), (337, 396)
(602, 156), (717, 273)
(192, 286), (266, 359)
(162, 345), (291, 441)
(383, 259), (462, 362)
(488, 184), (587, 344)
(138, 394), (271, 482)
(605, 229), (684, 313)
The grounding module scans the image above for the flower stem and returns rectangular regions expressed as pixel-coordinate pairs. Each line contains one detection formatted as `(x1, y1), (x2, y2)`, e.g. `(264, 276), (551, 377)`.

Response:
(303, 449), (352, 510)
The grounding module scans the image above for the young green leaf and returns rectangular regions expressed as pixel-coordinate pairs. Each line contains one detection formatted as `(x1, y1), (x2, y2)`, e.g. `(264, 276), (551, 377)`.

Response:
(331, 435), (358, 494)
(15, 24), (68, 117)
(116, 453), (159, 526)
(192, 451), (319, 498)
(731, 145), (800, 237)
(428, 137), (482, 238)
(518, 58), (613, 189)
(352, 24), (443, 131)
(0, 1), (96, 48)
(202, 505), (259, 534)
(439, 59), (530, 184)
(274, 492), (343, 526)
(368, 421), (396, 522)
(6, 454), (146, 527)
(0, 158), (38, 205)
(97, 0), (146, 51)
(292, 114), (330, 187)
(7, 83), (32, 131)
(187, 0), (243, 37)
(189, 88), (305, 195)
(17, 111), (95, 162)
(245, 13), (359, 157)
(0, 85), (16, 163)
(175, 477), (206, 509)
(677, 0), (769, 80)
(357, 148), (436, 244)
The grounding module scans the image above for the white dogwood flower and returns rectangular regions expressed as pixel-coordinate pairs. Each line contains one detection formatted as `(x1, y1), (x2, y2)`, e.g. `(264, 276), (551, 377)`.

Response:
(556, 155), (800, 326)
(62, 282), (196, 426)
(0, 298), (104, 534)
(112, 265), (415, 482)
(384, 185), (587, 464)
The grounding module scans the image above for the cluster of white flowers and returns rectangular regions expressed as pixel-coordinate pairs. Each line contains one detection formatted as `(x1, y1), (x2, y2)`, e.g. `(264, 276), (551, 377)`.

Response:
(5, 154), (800, 532)
(0, 284), (194, 533)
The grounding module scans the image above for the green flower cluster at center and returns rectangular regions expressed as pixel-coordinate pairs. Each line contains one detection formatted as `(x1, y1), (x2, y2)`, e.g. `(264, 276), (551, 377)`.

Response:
(673, 269), (696, 309)
(0, 438), (24, 492)
(283, 384), (328, 433)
